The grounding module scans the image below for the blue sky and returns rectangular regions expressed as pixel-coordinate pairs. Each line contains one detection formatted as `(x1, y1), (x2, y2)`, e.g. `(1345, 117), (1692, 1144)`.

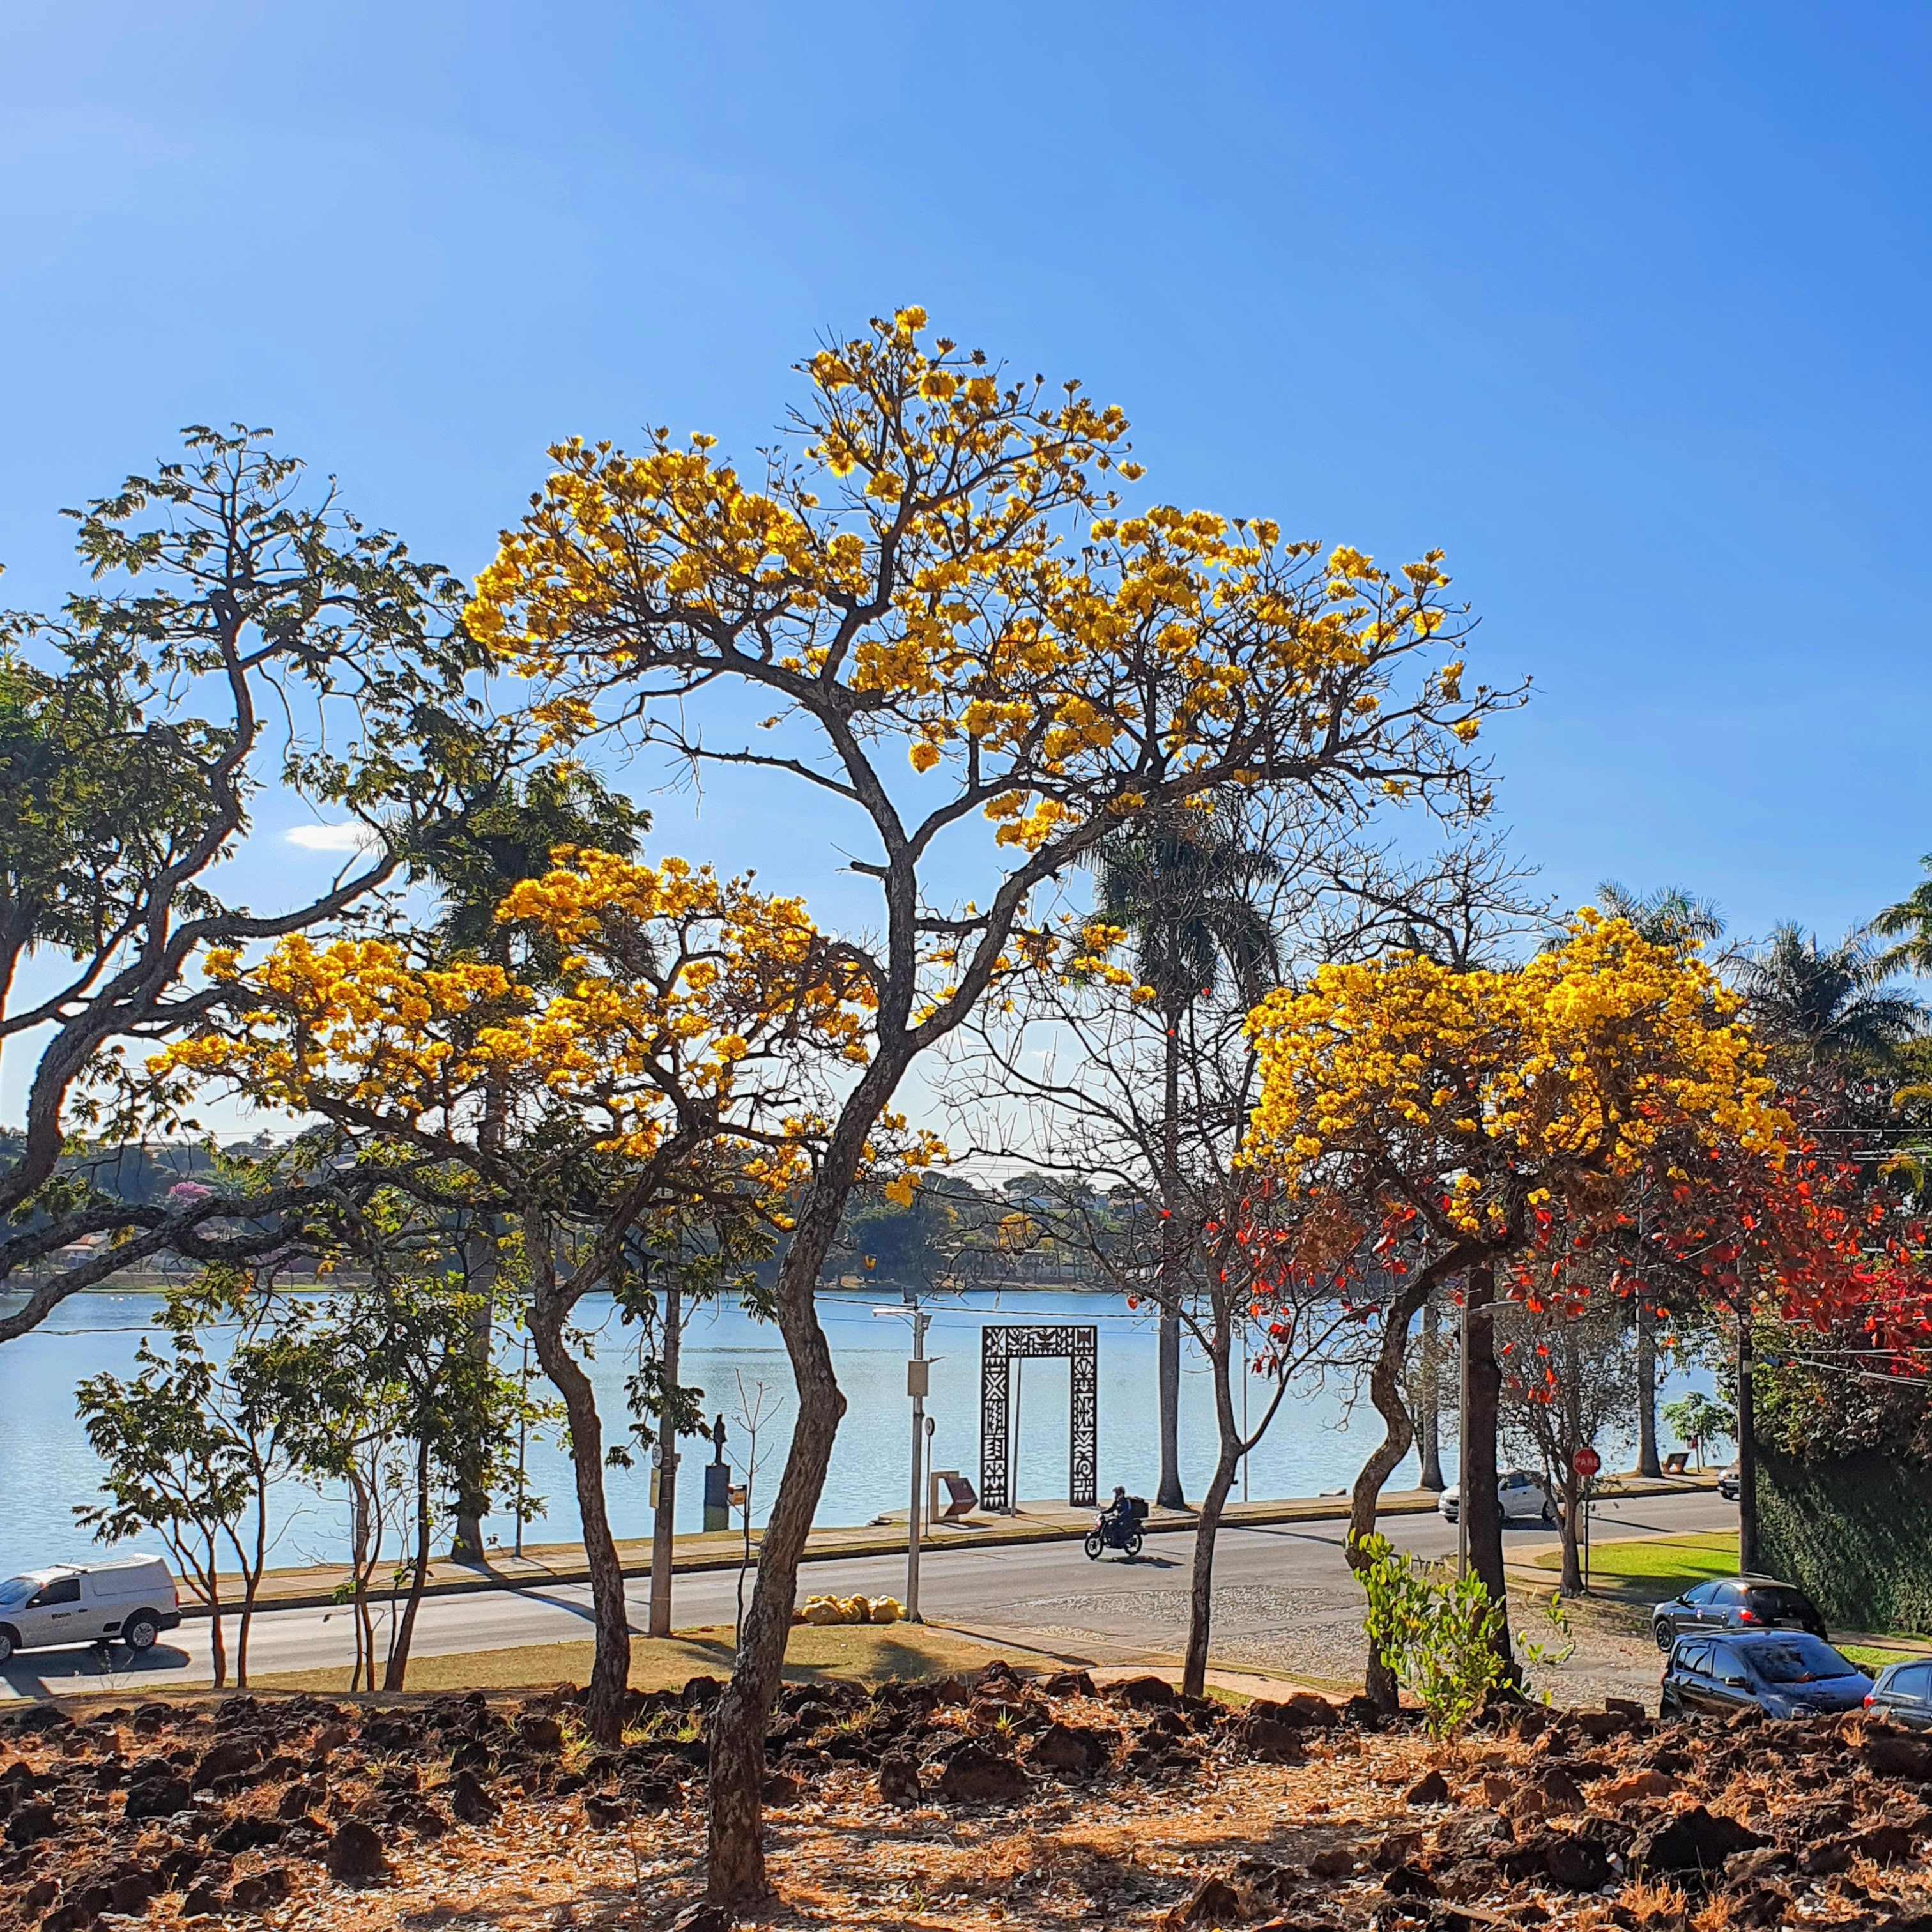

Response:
(2, 1), (1928, 977)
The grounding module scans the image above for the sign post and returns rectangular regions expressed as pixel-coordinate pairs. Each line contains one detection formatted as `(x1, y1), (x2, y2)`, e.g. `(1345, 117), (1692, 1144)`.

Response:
(1572, 1446), (1601, 1588)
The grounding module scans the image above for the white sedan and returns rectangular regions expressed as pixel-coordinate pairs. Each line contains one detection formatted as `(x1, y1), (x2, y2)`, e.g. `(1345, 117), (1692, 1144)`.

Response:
(1436, 1469), (1558, 1526)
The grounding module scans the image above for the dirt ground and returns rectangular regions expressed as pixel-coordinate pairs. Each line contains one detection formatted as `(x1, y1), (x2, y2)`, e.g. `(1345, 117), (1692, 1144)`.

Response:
(5, 1658), (1931, 1932)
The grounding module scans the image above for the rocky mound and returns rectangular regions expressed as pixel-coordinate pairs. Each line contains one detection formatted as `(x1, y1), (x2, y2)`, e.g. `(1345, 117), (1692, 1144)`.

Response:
(0, 1664), (1928, 1929)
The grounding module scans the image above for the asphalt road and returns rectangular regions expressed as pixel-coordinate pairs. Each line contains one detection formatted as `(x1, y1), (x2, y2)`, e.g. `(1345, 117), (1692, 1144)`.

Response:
(0, 1489), (1733, 1700)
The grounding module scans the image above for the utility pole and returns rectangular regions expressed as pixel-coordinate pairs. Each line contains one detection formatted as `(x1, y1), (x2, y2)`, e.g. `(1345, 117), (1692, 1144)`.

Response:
(1736, 1295), (1759, 1575)
(907, 1298), (930, 1621)
(513, 1331), (531, 1560)
(649, 1259), (682, 1639)
(1457, 1287), (1470, 1579)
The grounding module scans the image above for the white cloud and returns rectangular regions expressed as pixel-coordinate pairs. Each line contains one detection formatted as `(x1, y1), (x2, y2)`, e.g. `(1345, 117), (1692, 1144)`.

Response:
(284, 822), (376, 854)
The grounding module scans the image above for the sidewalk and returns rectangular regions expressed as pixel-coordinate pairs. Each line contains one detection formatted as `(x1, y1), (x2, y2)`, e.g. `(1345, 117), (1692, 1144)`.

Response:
(168, 1472), (1717, 1621)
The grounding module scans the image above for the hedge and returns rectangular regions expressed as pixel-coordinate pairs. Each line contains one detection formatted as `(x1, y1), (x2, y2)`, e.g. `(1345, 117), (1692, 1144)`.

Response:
(1759, 1445), (1932, 1636)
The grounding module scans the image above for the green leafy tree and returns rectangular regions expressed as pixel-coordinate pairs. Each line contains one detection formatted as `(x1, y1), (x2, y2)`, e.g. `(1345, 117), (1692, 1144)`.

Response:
(1351, 1530), (1507, 1735)
(75, 1326), (252, 1686)
(1662, 1388), (1735, 1468)
(0, 425), (506, 1344)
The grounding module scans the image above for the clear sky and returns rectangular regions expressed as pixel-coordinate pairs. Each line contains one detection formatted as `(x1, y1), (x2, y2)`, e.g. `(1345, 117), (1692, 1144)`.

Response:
(3, 1), (1928, 976)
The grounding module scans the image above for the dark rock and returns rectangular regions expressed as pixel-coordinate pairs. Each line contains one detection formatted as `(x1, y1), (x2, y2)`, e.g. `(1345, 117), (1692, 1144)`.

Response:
(1344, 1694), (1385, 1729)
(1799, 1838), (1853, 1877)
(937, 1743), (1030, 1805)
(1234, 1717), (1305, 1766)
(668, 1906), (732, 1932)
(181, 1880), (226, 1916)
(19, 1877), (57, 1913)
(277, 1781), (323, 1820)
(124, 1775), (192, 1823)
(6, 1800), (57, 1846)
(1540, 1766), (1585, 1813)
(1730, 1882), (1794, 1926)
(403, 1804), (450, 1840)
(680, 1675), (724, 1708)
(1544, 1836), (1613, 1893)
(193, 1735), (264, 1790)
(1865, 1735), (1932, 1781)
(1499, 1830), (1611, 1892)
(1852, 1822), (1917, 1866)
(449, 1737), (493, 1775)
(1634, 1804), (1763, 1878)
(1029, 1722), (1116, 1775)
(583, 1791), (629, 1828)
(1383, 1864), (1439, 1898)
(1724, 1848), (1795, 1887)
(1043, 1669), (1098, 1698)
(450, 1769), (497, 1825)
(1406, 1769), (1451, 1806)
(878, 1755), (922, 1809)
(229, 1869), (291, 1911)
(109, 1871), (157, 1915)
(1307, 1847), (1355, 1880)
(1111, 1675), (1179, 1710)
(158, 1846), (204, 1890)
(211, 1814), (284, 1853)
(518, 1714), (567, 1754)
(325, 1818), (390, 1883)
(1373, 1831), (1422, 1870)
(1169, 1875), (1246, 1926)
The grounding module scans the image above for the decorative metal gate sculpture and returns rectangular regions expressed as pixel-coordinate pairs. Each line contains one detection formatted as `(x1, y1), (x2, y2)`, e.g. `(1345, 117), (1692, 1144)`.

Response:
(978, 1324), (1098, 1512)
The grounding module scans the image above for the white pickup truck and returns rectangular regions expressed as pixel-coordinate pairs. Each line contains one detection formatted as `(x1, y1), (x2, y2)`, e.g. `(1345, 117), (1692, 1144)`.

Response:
(0, 1555), (181, 1663)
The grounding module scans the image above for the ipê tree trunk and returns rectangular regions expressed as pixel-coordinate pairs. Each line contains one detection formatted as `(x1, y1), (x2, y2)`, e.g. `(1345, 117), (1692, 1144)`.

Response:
(1419, 1296), (1445, 1492)
(1460, 1266), (1516, 1683)
(1181, 1320), (1243, 1700)
(1634, 1297), (1662, 1480)
(705, 1199), (849, 1908)
(1156, 1001), (1186, 1511)
(1347, 1282), (1429, 1713)
(1556, 1461), (1583, 1596)
(530, 1303), (632, 1744)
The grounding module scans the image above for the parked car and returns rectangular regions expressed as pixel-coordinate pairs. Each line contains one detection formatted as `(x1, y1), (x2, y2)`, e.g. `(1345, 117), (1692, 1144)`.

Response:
(0, 1555), (180, 1664)
(1864, 1657), (1932, 1730)
(1717, 1463), (1741, 1501)
(1661, 1630), (1871, 1719)
(1652, 1575), (1827, 1651)
(1437, 1470), (1557, 1526)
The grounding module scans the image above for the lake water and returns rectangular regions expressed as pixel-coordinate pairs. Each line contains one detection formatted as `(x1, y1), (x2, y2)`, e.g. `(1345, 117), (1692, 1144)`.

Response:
(0, 1287), (1703, 1572)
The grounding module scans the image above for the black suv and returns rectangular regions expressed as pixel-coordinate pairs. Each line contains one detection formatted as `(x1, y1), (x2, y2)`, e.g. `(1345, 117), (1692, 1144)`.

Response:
(1652, 1575), (1827, 1651)
(1864, 1657), (1932, 1730)
(1661, 1630), (1871, 1720)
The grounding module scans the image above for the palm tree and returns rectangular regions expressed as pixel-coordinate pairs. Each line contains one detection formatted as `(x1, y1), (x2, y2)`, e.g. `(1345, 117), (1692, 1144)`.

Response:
(1593, 882), (1726, 1475)
(413, 763), (647, 1558)
(1744, 923), (1926, 1072)
(1091, 808), (1280, 1510)
(1595, 879), (1726, 951)
(1874, 857), (1932, 979)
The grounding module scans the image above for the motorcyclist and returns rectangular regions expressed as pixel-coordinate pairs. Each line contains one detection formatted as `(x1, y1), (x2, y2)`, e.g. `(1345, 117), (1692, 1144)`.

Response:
(1101, 1485), (1133, 1542)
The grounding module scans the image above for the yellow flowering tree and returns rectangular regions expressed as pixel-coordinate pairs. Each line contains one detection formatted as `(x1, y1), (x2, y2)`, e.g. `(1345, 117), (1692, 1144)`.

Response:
(151, 845), (920, 1740)
(467, 308), (1519, 1900)
(1244, 910), (1783, 1701)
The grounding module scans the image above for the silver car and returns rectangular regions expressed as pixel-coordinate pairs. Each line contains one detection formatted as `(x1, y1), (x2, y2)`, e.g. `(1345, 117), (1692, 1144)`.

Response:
(1437, 1469), (1558, 1526)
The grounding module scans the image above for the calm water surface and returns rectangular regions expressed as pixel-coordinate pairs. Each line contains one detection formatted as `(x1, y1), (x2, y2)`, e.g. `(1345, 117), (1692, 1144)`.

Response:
(0, 1287), (1699, 1572)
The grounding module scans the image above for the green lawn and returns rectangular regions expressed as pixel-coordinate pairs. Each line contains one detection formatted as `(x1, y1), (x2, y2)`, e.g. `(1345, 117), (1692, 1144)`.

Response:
(1533, 1529), (1739, 1584)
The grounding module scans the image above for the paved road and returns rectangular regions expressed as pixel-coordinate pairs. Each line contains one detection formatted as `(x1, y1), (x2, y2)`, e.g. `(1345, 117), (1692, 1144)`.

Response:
(0, 1490), (1732, 1700)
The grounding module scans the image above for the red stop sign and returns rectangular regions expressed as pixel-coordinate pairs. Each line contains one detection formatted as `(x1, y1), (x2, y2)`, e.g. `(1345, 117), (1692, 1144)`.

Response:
(1573, 1446), (1602, 1478)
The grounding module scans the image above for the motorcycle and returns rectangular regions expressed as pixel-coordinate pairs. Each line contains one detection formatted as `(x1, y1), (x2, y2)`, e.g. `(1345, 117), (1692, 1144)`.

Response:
(1084, 1508), (1144, 1561)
